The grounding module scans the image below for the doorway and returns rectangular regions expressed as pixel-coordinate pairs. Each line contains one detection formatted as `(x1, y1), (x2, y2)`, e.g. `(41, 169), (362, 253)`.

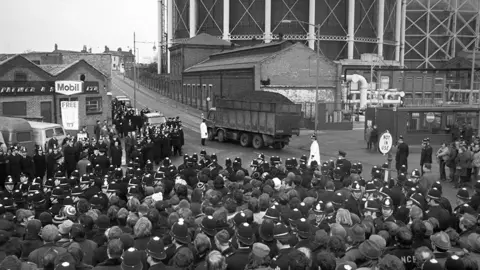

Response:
(40, 101), (52, 122)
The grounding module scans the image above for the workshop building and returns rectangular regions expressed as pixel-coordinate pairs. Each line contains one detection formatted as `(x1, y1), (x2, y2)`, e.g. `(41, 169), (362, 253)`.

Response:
(182, 40), (338, 111)
(0, 55), (111, 131)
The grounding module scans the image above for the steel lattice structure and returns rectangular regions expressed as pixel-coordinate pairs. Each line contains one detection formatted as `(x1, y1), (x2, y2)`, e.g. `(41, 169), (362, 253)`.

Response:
(405, 0), (480, 68)
(166, 0), (403, 65)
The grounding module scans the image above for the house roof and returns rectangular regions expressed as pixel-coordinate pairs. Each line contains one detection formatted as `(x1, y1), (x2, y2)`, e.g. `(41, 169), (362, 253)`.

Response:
(53, 49), (82, 54)
(173, 33), (232, 48)
(0, 54), (55, 78)
(39, 64), (71, 76)
(184, 42), (312, 73)
(184, 53), (271, 73)
(209, 40), (293, 57)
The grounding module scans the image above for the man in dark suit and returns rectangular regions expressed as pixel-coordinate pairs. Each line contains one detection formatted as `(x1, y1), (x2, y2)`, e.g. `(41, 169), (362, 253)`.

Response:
(396, 135), (409, 173)
(336, 150), (351, 177)
(420, 138), (433, 175)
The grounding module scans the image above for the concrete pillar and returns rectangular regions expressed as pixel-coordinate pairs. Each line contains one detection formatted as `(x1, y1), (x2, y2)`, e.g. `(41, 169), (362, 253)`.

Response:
(167, 0), (173, 73)
(158, 0), (163, 74)
(189, 0), (198, 38)
(377, 0), (385, 58)
(308, 0), (316, 50)
(400, 0), (407, 67)
(223, 0), (230, 40)
(394, 0), (402, 62)
(264, 0), (272, 43)
(347, 0), (355, 59)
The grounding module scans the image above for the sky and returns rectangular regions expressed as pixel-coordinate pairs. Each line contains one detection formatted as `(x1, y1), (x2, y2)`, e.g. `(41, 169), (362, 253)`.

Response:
(0, 0), (159, 62)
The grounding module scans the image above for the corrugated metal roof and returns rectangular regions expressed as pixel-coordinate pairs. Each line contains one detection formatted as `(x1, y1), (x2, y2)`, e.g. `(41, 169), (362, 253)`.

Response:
(183, 33), (232, 46)
(210, 40), (292, 57)
(184, 53), (271, 73)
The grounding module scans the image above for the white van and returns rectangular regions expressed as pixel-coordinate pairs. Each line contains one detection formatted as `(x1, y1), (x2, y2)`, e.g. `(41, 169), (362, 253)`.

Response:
(28, 121), (67, 150)
(144, 112), (167, 126)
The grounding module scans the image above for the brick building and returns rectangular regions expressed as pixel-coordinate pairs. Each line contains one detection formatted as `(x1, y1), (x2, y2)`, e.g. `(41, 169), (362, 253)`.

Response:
(168, 33), (232, 101)
(0, 55), (111, 132)
(182, 41), (338, 111)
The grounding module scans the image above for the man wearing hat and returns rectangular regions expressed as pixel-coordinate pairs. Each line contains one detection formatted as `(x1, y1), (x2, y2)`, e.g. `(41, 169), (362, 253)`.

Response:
(8, 146), (22, 183)
(271, 223), (293, 270)
(146, 236), (167, 270)
(226, 222), (254, 270)
(374, 197), (395, 232)
(33, 146), (47, 180)
(454, 188), (470, 214)
(93, 148), (110, 176)
(165, 218), (192, 264)
(420, 138), (433, 175)
(336, 151), (351, 177)
(395, 135), (409, 173)
(426, 188), (451, 231)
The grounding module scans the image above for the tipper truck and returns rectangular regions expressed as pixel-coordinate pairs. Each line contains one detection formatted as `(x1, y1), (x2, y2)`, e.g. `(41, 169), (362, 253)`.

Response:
(205, 91), (302, 149)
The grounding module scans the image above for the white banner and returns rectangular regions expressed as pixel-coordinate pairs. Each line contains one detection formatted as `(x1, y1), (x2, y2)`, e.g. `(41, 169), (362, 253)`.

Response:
(61, 101), (79, 130)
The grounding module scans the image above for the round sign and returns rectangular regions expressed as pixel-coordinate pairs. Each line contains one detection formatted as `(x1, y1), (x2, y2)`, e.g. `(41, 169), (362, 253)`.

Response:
(426, 112), (435, 123)
(378, 131), (393, 154)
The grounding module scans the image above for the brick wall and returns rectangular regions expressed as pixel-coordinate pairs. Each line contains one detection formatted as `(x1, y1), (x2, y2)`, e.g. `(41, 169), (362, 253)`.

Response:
(183, 47), (226, 70)
(55, 64), (112, 130)
(260, 43), (337, 88)
(0, 95), (54, 119)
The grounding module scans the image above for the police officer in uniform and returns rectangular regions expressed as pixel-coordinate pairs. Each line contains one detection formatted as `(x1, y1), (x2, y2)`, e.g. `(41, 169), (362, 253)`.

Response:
(270, 223), (293, 270)
(164, 218), (192, 265)
(345, 181), (363, 217)
(226, 222), (254, 270)
(395, 135), (409, 173)
(374, 197), (396, 232)
(420, 138), (433, 175)
(336, 151), (351, 177)
(145, 236), (167, 270)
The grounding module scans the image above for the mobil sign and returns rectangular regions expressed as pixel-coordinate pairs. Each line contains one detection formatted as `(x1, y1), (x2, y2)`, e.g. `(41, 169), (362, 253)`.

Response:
(55, 81), (83, 96)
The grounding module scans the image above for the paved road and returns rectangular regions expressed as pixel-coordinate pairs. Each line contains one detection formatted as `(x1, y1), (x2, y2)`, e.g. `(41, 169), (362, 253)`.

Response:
(111, 72), (466, 204)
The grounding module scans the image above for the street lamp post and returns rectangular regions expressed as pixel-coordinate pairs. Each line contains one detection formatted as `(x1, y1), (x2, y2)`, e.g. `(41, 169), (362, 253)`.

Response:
(281, 20), (320, 134)
(132, 32), (157, 111)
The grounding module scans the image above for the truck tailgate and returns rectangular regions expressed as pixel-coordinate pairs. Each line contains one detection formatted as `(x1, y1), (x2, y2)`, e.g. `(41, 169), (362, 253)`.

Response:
(275, 114), (301, 136)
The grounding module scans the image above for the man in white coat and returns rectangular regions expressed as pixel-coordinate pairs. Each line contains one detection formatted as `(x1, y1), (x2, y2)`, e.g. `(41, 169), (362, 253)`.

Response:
(308, 134), (321, 166)
(200, 118), (208, 146)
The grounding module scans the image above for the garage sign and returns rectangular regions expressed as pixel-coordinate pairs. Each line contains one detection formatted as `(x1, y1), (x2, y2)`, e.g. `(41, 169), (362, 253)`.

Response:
(55, 81), (83, 96)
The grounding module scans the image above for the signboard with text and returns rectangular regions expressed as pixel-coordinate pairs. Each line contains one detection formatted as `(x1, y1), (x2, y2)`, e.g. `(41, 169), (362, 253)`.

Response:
(378, 131), (393, 154)
(61, 101), (79, 130)
(55, 81), (83, 96)
(0, 81), (99, 96)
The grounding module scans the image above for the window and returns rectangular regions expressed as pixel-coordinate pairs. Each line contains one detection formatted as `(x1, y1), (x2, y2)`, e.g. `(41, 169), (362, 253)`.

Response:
(45, 129), (54, 139)
(80, 74), (86, 82)
(407, 112), (442, 133)
(14, 72), (27, 82)
(86, 97), (102, 114)
(54, 128), (65, 136)
(16, 132), (31, 142)
(3, 101), (26, 116)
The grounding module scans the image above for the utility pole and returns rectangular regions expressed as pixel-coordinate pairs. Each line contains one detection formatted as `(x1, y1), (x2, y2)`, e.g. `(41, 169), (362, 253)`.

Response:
(314, 25), (319, 135)
(133, 32), (137, 110)
(157, 0), (163, 74)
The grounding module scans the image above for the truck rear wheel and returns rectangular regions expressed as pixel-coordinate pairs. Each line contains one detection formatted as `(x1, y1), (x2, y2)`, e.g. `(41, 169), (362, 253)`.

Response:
(207, 129), (215, 141)
(273, 142), (285, 149)
(252, 134), (264, 149)
(240, 133), (252, 147)
(217, 130), (226, 142)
